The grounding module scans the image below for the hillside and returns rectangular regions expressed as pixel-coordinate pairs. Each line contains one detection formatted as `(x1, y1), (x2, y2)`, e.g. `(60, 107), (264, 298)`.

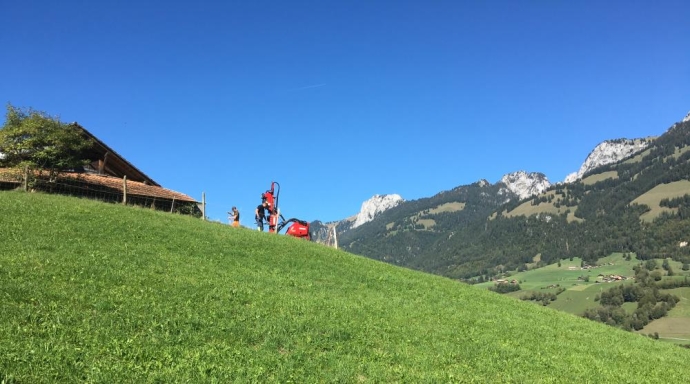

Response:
(338, 118), (690, 280)
(1, 192), (689, 382)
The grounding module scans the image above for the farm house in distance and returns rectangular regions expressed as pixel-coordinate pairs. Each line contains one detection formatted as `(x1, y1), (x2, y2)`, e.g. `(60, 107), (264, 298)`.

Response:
(0, 123), (201, 216)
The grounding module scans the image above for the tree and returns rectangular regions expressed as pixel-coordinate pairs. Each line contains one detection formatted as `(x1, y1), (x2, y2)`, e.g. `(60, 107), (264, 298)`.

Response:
(0, 104), (92, 180)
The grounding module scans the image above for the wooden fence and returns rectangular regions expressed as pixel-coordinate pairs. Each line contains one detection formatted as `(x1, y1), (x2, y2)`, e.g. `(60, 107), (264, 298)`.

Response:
(0, 166), (203, 218)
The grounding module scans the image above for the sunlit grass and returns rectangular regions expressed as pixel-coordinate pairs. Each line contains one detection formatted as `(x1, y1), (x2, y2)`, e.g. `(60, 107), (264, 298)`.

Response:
(428, 201), (465, 214)
(503, 190), (577, 221)
(581, 170), (618, 185)
(633, 180), (690, 222)
(1, 191), (689, 383)
(637, 288), (690, 342)
(638, 318), (690, 344)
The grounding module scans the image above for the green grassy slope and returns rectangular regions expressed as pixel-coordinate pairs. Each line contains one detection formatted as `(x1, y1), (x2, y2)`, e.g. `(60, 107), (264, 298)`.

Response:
(1, 192), (689, 383)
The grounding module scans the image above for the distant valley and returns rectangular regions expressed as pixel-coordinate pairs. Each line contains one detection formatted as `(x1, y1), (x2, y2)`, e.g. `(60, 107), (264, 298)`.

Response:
(311, 111), (690, 282)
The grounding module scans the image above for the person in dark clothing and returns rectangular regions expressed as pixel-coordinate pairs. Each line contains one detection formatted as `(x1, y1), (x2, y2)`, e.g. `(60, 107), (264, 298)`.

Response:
(255, 201), (269, 231)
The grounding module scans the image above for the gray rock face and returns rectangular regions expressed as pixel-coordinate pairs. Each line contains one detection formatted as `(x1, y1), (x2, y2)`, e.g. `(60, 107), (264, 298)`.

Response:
(499, 171), (551, 200)
(564, 139), (649, 183)
(352, 194), (404, 228)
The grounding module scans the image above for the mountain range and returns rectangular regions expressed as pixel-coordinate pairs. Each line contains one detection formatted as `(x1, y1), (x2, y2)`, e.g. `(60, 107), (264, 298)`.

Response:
(311, 110), (690, 280)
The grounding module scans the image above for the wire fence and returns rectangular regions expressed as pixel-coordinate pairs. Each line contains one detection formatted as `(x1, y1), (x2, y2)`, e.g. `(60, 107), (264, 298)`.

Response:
(0, 167), (201, 217)
(1, 167), (338, 247)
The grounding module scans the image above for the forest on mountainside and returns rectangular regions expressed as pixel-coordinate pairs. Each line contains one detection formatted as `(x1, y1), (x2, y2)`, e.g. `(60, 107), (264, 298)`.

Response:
(341, 120), (690, 281)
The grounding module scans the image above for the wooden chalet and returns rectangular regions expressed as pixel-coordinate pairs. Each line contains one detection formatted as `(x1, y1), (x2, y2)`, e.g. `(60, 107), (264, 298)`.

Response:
(78, 123), (161, 186)
(0, 123), (200, 215)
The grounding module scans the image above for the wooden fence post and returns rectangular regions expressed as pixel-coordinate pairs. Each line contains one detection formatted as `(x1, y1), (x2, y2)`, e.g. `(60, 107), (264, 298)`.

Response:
(170, 196), (176, 213)
(202, 192), (206, 221)
(122, 176), (127, 204)
(22, 165), (28, 192)
(334, 226), (338, 250)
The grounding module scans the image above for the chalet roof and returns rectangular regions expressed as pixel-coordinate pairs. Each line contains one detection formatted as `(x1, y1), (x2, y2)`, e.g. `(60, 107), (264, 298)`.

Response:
(64, 172), (198, 202)
(72, 123), (161, 187)
(1, 123), (198, 203)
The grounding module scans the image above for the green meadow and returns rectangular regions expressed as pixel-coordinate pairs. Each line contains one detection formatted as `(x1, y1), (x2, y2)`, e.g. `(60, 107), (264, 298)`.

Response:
(633, 180), (690, 222)
(1, 192), (689, 383)
(635, 287), (690, 343)
(476, 253), (690, 343)
(476, 254), (638, 290)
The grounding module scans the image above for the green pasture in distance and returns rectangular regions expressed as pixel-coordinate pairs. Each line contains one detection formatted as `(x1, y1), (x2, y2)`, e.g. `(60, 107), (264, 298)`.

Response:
(581, 171), (618, 185)
(633, 180), (690, 222)
(475, 254), (641, 291)
(480, 253), (690, 336)
(664, 287), (690, 318)
(621, 302), (638, 314)
(637, 287), (690, 344)
(544, 283), (642, 316)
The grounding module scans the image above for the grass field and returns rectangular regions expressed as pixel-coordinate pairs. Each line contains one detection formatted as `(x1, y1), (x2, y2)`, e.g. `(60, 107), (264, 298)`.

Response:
(632, 180), (690, 222)
(428, 201), (465, 214)
(385, 202), (467, 232)
(416, 218), (436, 228)
(477, 254), (639, 291)
(501, 190), (584, 223)
(622, 147), (653, 164)
(477, 253), (690, 342)
(503, 191), (571, 219)
(2, 192), (690, 382)
(668, 144), (690, 160)
(581, 171), (619, 185)
(637, 287), (690, 343)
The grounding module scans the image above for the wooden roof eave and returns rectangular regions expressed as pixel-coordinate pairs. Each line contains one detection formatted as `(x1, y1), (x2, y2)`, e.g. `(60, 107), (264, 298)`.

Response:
(72, 123), (161, 187)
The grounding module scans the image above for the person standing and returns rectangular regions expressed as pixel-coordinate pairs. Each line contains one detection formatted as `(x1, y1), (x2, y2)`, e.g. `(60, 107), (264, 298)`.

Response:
(229, 206), (240, 227)
(255, 201), (268, 231)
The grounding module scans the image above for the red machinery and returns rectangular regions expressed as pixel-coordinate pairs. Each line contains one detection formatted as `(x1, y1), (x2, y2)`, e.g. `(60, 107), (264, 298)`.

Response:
(261, 181), (311, 240)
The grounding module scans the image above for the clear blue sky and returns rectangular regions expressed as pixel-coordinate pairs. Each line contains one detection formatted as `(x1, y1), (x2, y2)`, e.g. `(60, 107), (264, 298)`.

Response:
(2, 1), (689, 224)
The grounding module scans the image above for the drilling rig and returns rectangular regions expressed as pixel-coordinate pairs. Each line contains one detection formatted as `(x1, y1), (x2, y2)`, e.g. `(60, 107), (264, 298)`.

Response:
(261, 181), (311, 240)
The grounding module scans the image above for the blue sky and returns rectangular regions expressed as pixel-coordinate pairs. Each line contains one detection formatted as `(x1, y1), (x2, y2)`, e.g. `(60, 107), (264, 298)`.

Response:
(2, 1), (689, 225)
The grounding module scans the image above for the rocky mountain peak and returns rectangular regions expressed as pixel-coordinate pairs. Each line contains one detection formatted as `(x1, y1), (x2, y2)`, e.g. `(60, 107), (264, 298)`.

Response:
(499, 171), (551, 200)
(683, 111), (690, 123)
(564, 138), (649, 183)
(352, 194), (404, 228)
